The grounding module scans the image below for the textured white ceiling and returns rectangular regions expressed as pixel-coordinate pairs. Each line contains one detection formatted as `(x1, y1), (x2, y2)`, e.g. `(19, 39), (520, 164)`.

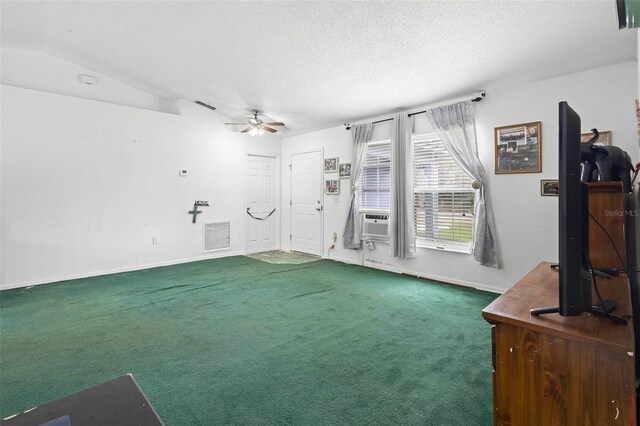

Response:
(1, 1), (636, 137)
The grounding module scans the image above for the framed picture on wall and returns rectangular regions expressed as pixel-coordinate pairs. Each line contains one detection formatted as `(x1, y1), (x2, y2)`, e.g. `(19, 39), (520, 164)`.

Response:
(324, 157), (338, 172)
(540, 179), (559, 196)
(495, 121), (542, 174)
(580, 130), (612, 146)
(325, 179), (339, 195)
(338, 163), (351, 178)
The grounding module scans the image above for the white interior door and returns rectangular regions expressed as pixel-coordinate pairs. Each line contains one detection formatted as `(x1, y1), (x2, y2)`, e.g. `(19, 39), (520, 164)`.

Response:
(291, 150), (323, 256)
(246, 155), (277, 254)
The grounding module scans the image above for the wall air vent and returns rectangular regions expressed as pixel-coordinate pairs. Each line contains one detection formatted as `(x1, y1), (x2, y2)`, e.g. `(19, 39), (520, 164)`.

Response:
(203, 221), (230, 252)
(195, 100), (217, 111)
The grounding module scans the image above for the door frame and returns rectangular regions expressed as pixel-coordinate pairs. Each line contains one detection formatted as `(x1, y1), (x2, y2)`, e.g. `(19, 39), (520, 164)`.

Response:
(289, 148), (324, 256)
(245, 153), (280, 254)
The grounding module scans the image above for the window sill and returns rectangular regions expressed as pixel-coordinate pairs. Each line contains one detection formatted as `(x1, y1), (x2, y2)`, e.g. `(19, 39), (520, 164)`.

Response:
(417, 240), (472, 254)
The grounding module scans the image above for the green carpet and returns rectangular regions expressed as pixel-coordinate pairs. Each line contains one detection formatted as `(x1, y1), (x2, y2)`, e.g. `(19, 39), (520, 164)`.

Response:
(0, 256), (497, 425)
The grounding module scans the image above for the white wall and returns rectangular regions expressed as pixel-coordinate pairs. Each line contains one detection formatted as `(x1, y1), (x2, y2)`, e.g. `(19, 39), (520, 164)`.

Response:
(1, 82), (280, 289)
(2, 48), (176, 113)
(281, 61), (638, 293)
(2, 47), (636, 293)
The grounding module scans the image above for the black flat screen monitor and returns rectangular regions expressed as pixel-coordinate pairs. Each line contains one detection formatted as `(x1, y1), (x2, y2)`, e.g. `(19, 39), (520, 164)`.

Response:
(558, 101), (592, 316)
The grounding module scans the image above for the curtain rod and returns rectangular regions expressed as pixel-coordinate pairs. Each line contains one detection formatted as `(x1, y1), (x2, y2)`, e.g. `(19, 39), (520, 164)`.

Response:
(408, 90), (486, 118)
(344, 90), (486, 130)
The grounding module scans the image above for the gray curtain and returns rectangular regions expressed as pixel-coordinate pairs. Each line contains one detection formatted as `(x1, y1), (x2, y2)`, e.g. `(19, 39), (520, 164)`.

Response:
(342, 123), (373, 249)
(426, 101), (499, 268)
(389, 113), (416, 258)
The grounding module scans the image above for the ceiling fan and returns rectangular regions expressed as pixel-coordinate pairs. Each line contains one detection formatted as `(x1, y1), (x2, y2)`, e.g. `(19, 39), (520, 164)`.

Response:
(225, 110), (285, 136)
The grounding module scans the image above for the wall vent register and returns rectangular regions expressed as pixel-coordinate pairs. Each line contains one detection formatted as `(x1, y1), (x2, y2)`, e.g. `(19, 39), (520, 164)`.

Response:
(203, 221), (231, 252)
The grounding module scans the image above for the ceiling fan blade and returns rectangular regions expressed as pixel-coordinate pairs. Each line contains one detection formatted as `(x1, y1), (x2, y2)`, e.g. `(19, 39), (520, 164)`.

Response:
(263, 122), (285, 126)
(240, 126), (253, 133)
(261, 126), (278, 133)
(225, 123), (247, 125)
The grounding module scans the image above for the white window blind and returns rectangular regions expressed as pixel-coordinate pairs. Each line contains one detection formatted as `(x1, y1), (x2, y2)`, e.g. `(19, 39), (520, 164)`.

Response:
(414, 134), (475, 248)
(358, 140), (391, 212)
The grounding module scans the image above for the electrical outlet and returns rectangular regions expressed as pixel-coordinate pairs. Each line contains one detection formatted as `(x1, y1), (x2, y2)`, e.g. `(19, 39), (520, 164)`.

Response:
(332, 232), (337, 242)
(153, 236), (159, 245)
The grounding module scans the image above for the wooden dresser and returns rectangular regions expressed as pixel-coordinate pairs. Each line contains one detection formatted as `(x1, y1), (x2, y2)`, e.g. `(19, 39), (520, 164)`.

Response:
(483, 262), (635, 425)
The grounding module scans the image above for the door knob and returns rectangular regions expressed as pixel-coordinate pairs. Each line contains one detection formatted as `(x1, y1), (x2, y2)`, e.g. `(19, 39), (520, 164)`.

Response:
(316, 205), (323, 211)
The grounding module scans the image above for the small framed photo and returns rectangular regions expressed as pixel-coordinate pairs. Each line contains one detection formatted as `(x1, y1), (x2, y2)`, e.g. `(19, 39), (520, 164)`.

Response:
(580, 130), (612, 146)
(324, 157), (338, 172)
(495, 121), (542, 174)
(338, 163), (351, 178)
(325, 179), (339, 195)
(541, 179), (559, 196)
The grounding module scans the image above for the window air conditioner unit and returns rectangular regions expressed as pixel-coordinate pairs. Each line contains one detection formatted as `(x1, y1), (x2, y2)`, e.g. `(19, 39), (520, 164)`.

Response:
(362, 214), (389, 240)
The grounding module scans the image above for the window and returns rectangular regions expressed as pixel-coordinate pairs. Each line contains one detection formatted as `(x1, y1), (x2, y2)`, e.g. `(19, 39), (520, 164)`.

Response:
(413, 133), (475, 251)
(358, 140), (391, 212)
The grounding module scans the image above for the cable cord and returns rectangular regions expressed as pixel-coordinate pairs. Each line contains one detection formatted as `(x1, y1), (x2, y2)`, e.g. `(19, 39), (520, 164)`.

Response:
(588, 212), (635, 321)
(586, 257), (616, 321)
(589, 212), (628, 273)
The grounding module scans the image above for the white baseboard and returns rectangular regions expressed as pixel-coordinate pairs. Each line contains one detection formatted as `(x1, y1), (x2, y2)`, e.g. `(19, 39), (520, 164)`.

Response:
(400, 268), (504, 294)
(0, 250), (246, 291)
(2, 249), (504, 295)
(329, 255), (404, 274)
(326, 255), (362, 266)
(327, 254), (503, 294)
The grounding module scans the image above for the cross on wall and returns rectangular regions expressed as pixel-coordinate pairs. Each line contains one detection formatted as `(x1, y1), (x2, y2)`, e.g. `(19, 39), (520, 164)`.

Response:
(188, 200), (209, 223)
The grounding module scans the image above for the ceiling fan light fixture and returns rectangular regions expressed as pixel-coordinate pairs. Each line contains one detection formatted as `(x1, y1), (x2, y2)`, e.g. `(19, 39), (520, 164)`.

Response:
(248, 126), (265, 136)
(226, 110), (284, 135)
